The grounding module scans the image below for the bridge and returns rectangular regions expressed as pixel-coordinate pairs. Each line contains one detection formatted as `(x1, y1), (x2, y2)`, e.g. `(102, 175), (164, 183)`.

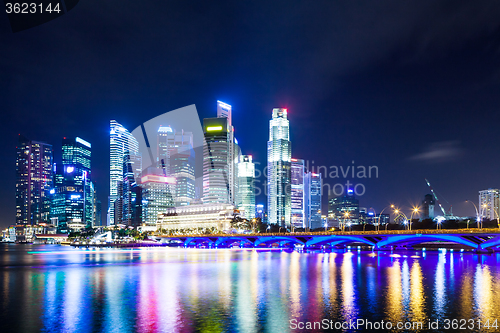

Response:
(157, 229), (500, 253)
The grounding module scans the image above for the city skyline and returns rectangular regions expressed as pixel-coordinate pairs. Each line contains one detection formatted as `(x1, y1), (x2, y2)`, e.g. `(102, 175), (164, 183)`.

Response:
(5, 3), (500, 333)
(4, 2), (500, 229)
(7, 98), (500, 230)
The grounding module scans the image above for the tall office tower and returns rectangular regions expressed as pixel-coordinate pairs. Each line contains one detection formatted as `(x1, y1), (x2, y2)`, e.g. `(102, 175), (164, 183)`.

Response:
(291, 159), (305, 228)
(236, 155), (256, 219)
(304, 172), (322, 229)
(217, 101), (240, 204)
(479, 189), (500, 221)
(63, 137), (94, 226)
(122, 152), (143, 227)
(328, 189), (359, 225)
(51, 137), (94, 232)
(109, 120), (139, 225)
(219, 100), (241, 205)
(422, 194), (435, 219)
(16, 135), (53, 225)
(157, 126), (195, 206)
(267, 108), (292, 227)
(203, 117), (231, 204)
(62, 137), (91, 174)
(141, 169), (176, 227)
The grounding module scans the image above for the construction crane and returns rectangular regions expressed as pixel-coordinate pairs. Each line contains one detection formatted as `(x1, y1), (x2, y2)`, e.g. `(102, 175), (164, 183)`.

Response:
(425, 178), (455, 219)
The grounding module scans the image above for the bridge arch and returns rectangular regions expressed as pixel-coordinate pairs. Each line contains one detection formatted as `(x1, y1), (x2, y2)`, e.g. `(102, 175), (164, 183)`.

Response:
(215, 237), (254, 248)
(375, 235), (479, 250)
(254, 236), (305, 247)
(305, 236), (377, 248)
(184, 237), (215, 247)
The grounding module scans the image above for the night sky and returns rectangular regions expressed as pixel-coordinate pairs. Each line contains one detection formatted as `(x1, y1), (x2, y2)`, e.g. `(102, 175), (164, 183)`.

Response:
(2, 1), (500, 229)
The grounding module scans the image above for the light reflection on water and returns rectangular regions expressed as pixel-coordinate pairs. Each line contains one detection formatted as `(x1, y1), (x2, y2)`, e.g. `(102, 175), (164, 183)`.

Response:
(2, 245), (500, 332)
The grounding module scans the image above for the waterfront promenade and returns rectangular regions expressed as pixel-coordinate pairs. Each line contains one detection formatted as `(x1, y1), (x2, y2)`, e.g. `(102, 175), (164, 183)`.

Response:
(158, 228), (500, 253)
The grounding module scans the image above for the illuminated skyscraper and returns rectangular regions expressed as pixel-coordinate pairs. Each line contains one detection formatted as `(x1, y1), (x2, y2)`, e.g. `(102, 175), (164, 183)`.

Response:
(267, 108), (291, 227)
(15, 135), (53, 225)
(109, 120), (139, 225)
(304, 172), (322, 229)
(141, 171), (175, 228)
(62, 137), (91, 174)
(122, 152), (142, 227)
(51, 137), (94, 232)
(157, 126), (195, 206)
(291, 158), (305, 228)
(236, 155), (255, 219)
(203, 117), (231, 204)
(479, 189), (500, 221)
(328, 189), (359, 226)
(203, 101), (240, 205)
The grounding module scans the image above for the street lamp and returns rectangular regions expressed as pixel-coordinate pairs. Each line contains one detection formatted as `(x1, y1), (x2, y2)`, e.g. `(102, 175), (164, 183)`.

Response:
(466, 200), (480, 229)
(481, 204), (487, 229)
(376, 205), (394, 232)
(343, 211), (350, 232)
(409, 207), (420, 231)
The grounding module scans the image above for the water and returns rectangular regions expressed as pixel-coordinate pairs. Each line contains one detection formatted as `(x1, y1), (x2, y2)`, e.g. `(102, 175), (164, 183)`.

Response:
(1, 244), (500, 332)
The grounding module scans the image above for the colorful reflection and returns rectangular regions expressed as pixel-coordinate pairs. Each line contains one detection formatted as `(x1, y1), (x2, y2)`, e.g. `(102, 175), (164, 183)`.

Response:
(1, 245), (500, 332)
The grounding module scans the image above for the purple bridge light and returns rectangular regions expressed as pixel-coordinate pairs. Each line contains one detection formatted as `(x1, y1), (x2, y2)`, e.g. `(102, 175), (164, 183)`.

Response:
(158, 229), (500, 253)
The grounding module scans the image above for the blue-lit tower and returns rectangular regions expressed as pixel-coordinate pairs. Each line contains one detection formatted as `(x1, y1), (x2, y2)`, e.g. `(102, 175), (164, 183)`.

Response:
(51, 137), (93, 232)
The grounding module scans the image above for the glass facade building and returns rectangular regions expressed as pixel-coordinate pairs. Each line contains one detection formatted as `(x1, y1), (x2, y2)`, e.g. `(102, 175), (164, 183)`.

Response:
(109, 120), (139, 225)
(291, 159), (305, 228)
(141, 172), (175, 227)
(122, 152), (143, 227)
(328, 190), (360, 225)
(304, 172), (322, 229)
(15, 135), (53, 225)
(236, 155), (255, 219)
(202, 117), (231, 204)
(267, 108), (291, 227)
(157, 126), (195, 206)
(51, 137), (93, 232)
(202, 101), (240, 205)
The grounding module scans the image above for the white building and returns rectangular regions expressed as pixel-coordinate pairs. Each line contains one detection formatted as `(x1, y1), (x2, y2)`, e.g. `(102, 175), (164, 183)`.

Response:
(291, 159), (305, 228)
(157, 203), (235, 231)
(109, 120), (139, 225)
(479, 189), (500, 221)
(236, 155), (255, 219)
(267, 108), (292, 227)
(141, 173), (176, 227)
